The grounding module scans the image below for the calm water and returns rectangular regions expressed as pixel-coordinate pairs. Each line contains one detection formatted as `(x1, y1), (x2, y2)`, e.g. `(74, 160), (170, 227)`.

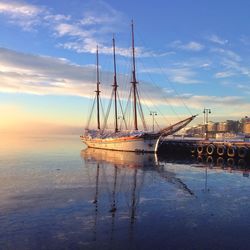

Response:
(0, 135), (250, 250)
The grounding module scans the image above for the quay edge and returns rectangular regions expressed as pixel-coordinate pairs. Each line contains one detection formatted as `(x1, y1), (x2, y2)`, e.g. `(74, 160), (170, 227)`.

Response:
(158, 138), (250, 159)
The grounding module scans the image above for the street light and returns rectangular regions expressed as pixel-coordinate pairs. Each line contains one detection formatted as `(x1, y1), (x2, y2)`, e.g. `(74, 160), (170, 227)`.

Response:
(150, 111), (157, 132)
(203, 108), (211, 140)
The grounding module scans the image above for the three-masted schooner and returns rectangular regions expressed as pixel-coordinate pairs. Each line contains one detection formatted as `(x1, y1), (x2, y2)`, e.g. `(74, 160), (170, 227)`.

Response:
(80, 21), (196, 152)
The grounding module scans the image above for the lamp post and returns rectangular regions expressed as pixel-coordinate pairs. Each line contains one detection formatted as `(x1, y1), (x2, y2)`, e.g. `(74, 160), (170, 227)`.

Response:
(150, 111), (157, 132)
(203, 108), (211, 140)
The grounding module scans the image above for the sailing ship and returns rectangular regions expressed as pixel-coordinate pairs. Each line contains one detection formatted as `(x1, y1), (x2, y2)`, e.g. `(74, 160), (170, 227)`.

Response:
(80, 21), (196, 153)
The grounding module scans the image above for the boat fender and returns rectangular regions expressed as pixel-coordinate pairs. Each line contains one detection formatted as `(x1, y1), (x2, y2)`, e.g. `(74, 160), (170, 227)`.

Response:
(227, 146), (237, 158)
(238, 146), (248, 158)
(206, 144), (215, 155)
(197, 155), (204, 163)
(217, 157), (224, 167)
(238, 159), (246, 168)
(217, 145), (226, 156)
(206, 156), (214, 165)
(197, 145), (204, 155)
(190, 144), (196, 154)
(227, 158), (235, 167)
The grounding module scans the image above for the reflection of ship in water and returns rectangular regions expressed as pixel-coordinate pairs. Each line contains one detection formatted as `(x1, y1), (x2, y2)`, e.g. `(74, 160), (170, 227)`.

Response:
(81, 148), (195, 195)
(80, 148), (194, 245)
(82, 147), (156, 168)
(82, 148), (146, 246)
(81, 148), (249, 247)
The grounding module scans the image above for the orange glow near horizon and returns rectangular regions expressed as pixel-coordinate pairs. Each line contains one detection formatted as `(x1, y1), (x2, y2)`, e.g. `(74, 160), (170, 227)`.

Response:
(0, 104), (83, 135)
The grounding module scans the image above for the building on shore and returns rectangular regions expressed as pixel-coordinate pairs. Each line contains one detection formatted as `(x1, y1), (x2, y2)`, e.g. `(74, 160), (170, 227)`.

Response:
(241, 117), (250, 135)
(184, 117), (248, 138)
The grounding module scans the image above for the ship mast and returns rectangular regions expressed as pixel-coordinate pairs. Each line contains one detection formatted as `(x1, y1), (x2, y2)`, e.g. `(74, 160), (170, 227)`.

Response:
(112, 36), (119, 132)
(131, 20), (138, 131)
(96, 46), (101, 130)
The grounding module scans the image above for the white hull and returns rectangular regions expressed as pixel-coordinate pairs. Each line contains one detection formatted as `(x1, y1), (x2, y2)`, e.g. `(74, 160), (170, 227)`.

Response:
(81, 135), (160, 153)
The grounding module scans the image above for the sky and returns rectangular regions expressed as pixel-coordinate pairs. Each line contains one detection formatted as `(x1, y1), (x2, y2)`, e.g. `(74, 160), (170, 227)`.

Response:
(1, 0), (250, 134)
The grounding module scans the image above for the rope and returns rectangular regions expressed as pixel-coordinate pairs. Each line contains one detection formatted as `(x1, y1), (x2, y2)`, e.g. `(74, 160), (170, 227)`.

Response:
(136, 88), (147, 131)
(137, 32), (193, 116)
(123, 86), (133, 130)
(86, 96), (96, 130)
(102, 91), (114, 133)
(136, 84), (169, 129)
(117, 91), (128, 130)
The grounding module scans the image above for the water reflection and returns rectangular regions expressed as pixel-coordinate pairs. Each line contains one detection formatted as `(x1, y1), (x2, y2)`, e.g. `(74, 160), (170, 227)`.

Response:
(78, 149), (250, 249)
(81, 149), (152, 244)
(81, 148), (157, 168)
(80, 148), (196, 247)
(1, 135), (250, 250)
(191, 155), (250, 177)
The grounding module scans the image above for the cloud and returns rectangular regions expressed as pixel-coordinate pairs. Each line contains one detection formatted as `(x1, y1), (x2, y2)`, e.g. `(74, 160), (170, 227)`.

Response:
(211, 48), (241, 62)
(59, 39), (131, 56)
(170, 40), (204, 51)
(1, 47), (249, 128)
(173, 59), (212, 70)
(49, 1), (131, 56)
(174, 94), (248, 117)
(209, 47), (250, 79)
(208, 34), (228, 45)
(0, 47), (169, 102)
(54, 23), (93, 39)
(237, 84), (250, 94)
(54, 19), (165, 57)
(0, 47), (96, 97)
(141, 67), (201, 84)
(220, 59), (250, 77)
(44, 14), (71, 22)
(0, 0), (164, 58)
(0, 46), (205, 122)
(79, 2), (124, 28)
(0, 0), (42, 16)
(167, 68), (201, 84)
(240, 35), (250, 46)
(0, 0), (46, 30)
(214, 71), (235, 78)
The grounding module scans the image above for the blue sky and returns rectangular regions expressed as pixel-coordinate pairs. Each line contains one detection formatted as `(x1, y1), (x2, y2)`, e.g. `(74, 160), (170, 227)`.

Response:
(0, 0), (250, 133)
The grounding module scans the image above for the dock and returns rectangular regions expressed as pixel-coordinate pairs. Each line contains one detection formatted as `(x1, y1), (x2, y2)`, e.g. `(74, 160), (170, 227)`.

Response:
(158, 137), (250, 159)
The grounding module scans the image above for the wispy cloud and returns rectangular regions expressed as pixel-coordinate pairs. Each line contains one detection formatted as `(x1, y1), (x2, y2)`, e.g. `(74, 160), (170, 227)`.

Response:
(79, 1), (124, 28)
(176, 94), (248, 115)
(214, 71), (235, 78)
(141, 66), (201, 84)
(0, 0), (46, 30)
(237, 84), (250, 94)
(1, 47), (249, 123)
(167, 68), (201, 84)
(49, 1), (135, 56)
(54, 23), (93, 39)
(240, 35), (250, 46)
(209, 45), (250, 80)
(211, 48), (241, 62)
(0, 46), (206, 119)
(0, 47), (168, 101)
(170, 40), (204, 51)
(207, 34), (228, 45)
(173, 59), (212, 69)
(44, 14), (71, 22)
(0, 0), (164, 58)
(221, 59), (250, 77)
(0, 47), (96, 96)
(0, 1), (40, 15)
